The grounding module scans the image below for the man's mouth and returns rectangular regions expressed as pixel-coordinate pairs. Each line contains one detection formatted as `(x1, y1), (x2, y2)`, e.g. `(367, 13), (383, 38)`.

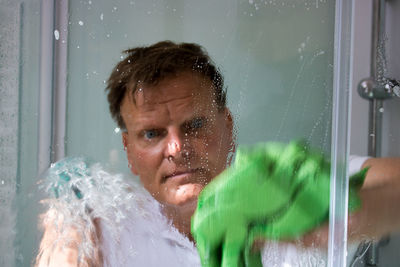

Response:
(162, 168), (203, 183)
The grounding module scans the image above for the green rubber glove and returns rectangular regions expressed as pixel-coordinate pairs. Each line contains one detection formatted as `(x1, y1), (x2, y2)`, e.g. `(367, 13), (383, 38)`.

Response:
(191, 141), (367, 267)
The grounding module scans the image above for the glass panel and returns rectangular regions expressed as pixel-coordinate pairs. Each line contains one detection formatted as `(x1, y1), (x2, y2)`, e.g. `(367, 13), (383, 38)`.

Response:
(66, 1), (337, 266)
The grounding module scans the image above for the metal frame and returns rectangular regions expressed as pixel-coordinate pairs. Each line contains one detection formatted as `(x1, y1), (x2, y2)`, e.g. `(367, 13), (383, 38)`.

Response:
(328, 0), (354, 266)
(38, 0), (55, 175)
(52, 0), (69, 162)
(38, 0), (68, 176)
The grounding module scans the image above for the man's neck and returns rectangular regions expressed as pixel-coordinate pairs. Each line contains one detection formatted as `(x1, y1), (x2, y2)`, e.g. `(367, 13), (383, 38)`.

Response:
(162, 200), (198, 242)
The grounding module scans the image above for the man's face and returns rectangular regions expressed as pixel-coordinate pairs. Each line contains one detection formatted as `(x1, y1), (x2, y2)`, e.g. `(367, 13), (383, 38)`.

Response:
(121, 72), (233, 208)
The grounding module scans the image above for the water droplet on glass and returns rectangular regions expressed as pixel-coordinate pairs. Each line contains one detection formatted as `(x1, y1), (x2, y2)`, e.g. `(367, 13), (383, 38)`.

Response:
(77, 45), (80, 49)
(379, 107), (384, 113)
(88, 0), (92, 4)
(113, 6), (118, 11)
(78, 20), (84, 26)
(1, 180), (4, 185)
(54, 30), (60, 40)
(100, 13), (104, 20)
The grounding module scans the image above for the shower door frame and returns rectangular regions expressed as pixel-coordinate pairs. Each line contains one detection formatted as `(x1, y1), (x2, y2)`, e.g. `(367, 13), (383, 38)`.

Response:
(328, 0), (354, 266)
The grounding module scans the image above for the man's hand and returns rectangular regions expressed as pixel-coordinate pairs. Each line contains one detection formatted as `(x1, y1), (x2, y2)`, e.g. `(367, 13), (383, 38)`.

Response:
(191, 141), (365, 267)
(35, 209), (102, 267)
(36, 158), (102, 267)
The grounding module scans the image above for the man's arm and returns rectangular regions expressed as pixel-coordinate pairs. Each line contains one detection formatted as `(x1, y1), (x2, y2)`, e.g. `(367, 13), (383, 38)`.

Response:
(360, 158), (400, 189)
(302, 157), (400, 246)
(349, 158), (400, 240)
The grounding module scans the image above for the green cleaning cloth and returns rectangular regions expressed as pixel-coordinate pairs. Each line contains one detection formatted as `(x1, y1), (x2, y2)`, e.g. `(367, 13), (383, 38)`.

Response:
(191, 141), (367, 267)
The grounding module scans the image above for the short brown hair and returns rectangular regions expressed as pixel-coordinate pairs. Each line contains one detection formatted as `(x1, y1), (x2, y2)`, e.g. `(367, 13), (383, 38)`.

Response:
(106, 41), (227, 130)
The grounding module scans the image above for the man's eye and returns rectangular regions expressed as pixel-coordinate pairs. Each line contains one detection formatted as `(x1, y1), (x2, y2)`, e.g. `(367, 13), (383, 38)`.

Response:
(144, 130), (159, 139)
(190, 118), (204, 129)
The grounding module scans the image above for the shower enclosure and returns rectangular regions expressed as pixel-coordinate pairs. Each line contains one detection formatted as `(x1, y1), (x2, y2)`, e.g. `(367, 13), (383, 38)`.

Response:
(0, 0), (398, 266)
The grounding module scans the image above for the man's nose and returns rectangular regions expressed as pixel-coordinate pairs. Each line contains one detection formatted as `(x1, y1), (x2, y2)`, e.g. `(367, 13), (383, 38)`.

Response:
(164, 130), (190, 161)
(168, 140), (181, 156)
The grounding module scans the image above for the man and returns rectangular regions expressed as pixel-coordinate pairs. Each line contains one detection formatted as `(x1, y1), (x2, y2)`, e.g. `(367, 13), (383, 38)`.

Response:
(36, 41), (400, 266)
(107, 41), (234, 240)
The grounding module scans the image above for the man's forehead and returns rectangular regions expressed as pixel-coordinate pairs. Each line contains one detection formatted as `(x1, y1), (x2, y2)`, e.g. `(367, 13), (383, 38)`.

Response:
(121, 95), (212, 131)
(121, 72), (218, 129)
(131, 72), (215, 107)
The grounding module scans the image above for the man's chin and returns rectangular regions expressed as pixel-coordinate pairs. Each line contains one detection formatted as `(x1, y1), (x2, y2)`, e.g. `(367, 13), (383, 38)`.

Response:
(166, 183), (203, 207)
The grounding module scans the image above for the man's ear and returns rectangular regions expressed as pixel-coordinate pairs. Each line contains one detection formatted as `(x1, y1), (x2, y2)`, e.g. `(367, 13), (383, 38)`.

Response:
(122, 132), (138, 175)
(122, 132), (129, 150)
(224, 108), (236, 154)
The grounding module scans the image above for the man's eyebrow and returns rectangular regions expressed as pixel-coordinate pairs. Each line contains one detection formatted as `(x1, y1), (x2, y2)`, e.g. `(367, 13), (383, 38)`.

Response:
(135, 123), (161, 131)
(131, 119), (160, 132)
(182, 116), (207, 126)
